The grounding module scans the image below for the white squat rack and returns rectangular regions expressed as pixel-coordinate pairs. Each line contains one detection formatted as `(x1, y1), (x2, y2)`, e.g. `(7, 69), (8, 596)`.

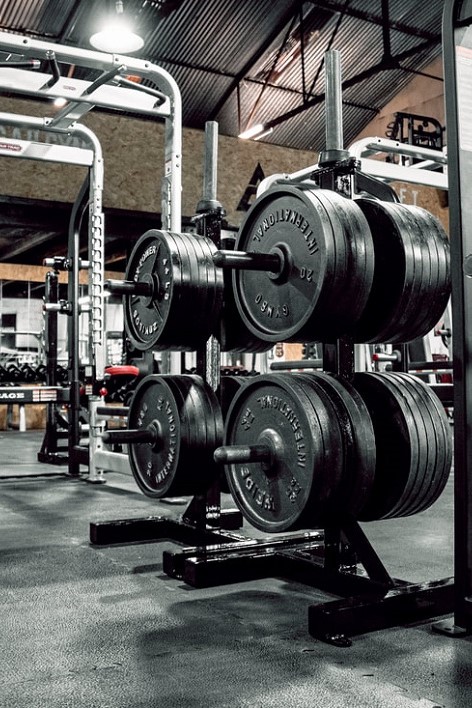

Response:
(0, 31), (183, 480)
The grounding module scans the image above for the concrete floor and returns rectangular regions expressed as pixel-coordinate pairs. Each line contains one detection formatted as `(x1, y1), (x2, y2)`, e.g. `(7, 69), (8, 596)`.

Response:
(0, 430), (470, 708)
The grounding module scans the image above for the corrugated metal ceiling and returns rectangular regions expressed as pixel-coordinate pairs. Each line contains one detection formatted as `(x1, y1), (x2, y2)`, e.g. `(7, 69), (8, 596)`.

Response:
(0, 0), (444, 152)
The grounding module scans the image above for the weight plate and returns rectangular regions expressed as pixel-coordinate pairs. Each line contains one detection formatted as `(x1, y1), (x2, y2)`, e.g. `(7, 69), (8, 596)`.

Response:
(387, 204), (447, 343)
(352, 200), (415, 343)
(180, 231), (224, 340)
(294, 372), (376, 517)
(222, 373), (344, 532)
(392, 373), (452, 516)
(313, 190), (375, 339)
(127, 374), (220, 498)
(220, 264), (272, 353)
(352, 372), (422, 520)
(232, 185), (374, 343)
(375, 372), (432, 518)
(353, 200), (451, 343)
(218, 375), (250, 421)
(354, 371), (452, 520)
(404, 207), (451, 339)
(390, 204), (431, 342)
(124, 230), (224, 351)
(170, 231), (209, 342)
(124, 230), (183, 350)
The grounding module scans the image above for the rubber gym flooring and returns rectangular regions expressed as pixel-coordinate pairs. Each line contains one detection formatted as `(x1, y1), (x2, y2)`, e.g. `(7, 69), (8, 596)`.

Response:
(0, 430), (469, 708)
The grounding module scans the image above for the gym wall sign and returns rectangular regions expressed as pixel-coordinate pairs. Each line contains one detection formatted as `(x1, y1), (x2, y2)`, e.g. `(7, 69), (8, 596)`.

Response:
(0, 124), (88, 149)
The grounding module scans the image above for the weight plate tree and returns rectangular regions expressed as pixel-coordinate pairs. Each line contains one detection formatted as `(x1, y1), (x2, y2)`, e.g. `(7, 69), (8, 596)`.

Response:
(215, 373), (348, 532)
(352, 371), (452, 521)
(352, 199), (451, 343)
(231, 185), (375, 343)
(105, 374), (224, 498)
(122, 230), (224, 351)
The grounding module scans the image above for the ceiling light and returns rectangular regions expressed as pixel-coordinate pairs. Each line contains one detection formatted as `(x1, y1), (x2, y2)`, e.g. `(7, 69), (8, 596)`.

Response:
(238, 124), (267, 140)
(90, 1), (144, 54)
(53, 97), (68, 108)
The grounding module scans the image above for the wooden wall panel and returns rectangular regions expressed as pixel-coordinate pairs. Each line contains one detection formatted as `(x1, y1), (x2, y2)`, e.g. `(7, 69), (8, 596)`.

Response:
(0, 96), (317, 227)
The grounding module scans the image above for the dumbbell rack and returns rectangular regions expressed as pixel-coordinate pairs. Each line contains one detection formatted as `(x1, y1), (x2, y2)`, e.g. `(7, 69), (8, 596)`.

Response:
(91, 51), (455, 646)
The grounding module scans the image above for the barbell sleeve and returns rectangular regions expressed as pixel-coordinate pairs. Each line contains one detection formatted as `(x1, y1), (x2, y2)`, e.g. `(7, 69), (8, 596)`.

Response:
(102, 428), (157, 445)
(213, 443), (272, 465)
(105, 279), (153, 296)
(213, 250), (281, 272)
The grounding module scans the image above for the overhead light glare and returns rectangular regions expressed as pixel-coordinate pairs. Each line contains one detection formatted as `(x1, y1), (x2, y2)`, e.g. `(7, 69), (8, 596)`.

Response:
(53, 96), (68, 108)
(238, 123), (266, 140)
(90, 1), (144, 54)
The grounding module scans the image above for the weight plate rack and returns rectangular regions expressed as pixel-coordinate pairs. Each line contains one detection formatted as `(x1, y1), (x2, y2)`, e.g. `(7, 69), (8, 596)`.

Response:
(91, 90), (454, 644)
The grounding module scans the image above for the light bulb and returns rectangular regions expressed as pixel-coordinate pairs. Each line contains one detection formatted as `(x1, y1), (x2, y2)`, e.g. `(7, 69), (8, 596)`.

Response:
(90, 10), (144, 53)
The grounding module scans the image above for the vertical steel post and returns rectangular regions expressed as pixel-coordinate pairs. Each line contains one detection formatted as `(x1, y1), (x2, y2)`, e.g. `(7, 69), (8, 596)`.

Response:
(319, 49), (349, 167)
(434, 0), (472, 637)
(196, 121), (222, 393)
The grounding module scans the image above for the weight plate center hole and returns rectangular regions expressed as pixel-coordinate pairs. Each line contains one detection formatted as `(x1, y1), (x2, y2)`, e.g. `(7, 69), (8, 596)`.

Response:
(268, 244), (292, 283)
(147, 419), (163, 450)
(140, 272), (159, 307)
(258, 428), (284, 475)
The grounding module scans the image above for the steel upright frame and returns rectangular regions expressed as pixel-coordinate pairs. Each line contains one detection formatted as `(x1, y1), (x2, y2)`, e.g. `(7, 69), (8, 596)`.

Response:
(0, 31), (182, 476)
(433, 0), (472, 638)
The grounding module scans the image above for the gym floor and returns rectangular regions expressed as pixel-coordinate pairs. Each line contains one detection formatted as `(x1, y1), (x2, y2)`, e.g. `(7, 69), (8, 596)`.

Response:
(0, 430), (469, 708)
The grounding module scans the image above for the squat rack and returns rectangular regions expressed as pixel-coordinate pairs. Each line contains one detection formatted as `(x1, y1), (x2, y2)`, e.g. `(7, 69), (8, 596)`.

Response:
(0, 31), (183, 475)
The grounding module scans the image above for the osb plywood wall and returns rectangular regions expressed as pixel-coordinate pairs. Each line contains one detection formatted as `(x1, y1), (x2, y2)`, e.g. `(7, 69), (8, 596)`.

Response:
(391, 181), (449, 233)
(0, 56), (448, 233)
(0, 96), (317, 226)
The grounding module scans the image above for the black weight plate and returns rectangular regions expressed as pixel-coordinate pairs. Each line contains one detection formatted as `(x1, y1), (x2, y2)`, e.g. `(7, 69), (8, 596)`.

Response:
(294, 372), (376, 517)
(375, 372), (432, 518)
(353, 199), (419, 343)
(405, 207), (451, 339)
(389, 373), (439, 517)
(388, 204), (431, 342)
(403, 207), (441, 341)
(193, 375), (225, 490)
(218, 375), (250, 421)
(163, 375), (222, 493)
(312, 190), (375, 339)
(394, 373), (452, 515)
(397, 205), (450, 342)
(180, 232), (216, 336)
(223, 373), (344, 532)
(166, 231), (212, 350)
(232, 186), (374, 343)
(124, 230), (183, 351)
(127, 374), (185, 497)
(352, 372), (422, 520)
(219, 261), (272, 353)
(388, 204), (447, 343)
(128, 375), (222, 498)
(180, 232), (224, 340)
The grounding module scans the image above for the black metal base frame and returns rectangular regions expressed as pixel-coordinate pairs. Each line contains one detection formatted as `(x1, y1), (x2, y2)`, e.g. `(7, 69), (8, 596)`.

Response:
(89, 512), (454, 647)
